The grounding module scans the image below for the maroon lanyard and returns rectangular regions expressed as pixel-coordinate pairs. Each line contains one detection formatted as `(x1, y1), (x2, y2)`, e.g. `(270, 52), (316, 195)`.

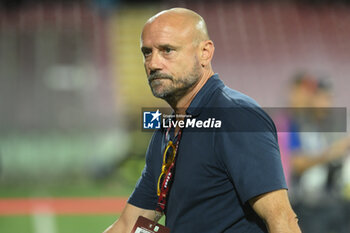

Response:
(156, 126), (183, 213)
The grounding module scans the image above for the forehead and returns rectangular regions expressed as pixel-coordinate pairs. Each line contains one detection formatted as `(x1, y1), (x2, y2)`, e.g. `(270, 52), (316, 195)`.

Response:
(141, 19), (191, 47)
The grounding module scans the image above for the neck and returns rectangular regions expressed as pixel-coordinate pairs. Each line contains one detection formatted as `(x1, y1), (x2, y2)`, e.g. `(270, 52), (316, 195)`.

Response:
(169, 69), (214, 115)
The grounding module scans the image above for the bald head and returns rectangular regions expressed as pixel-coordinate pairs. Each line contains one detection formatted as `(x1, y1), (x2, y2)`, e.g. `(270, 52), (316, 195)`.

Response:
(140, 8), (215, 106)
(143, 8), (209, 45)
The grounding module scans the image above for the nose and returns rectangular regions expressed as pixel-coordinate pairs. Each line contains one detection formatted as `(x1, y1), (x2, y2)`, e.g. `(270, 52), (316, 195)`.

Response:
(147, 51), (162, 73)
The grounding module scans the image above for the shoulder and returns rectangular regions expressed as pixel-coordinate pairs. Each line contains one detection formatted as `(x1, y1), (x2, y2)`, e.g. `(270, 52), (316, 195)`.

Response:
(215, 85), (261, 108)
(209, 85), (276, 133)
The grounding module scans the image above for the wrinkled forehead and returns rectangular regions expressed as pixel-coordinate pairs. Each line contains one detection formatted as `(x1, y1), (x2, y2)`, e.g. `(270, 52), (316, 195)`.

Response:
(141, 16), (193, 46)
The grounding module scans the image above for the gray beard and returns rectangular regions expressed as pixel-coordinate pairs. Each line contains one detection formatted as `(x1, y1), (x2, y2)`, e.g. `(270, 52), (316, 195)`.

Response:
(148, 60), (202, 105)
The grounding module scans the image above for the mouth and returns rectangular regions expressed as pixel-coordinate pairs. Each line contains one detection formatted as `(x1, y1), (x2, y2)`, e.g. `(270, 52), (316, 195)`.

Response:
(148, 76), (172, 83)
(149, 77), (163, 82)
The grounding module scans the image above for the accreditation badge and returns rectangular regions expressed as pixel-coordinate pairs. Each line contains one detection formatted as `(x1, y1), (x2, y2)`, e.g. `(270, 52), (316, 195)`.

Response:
(130, 216), (170, 233)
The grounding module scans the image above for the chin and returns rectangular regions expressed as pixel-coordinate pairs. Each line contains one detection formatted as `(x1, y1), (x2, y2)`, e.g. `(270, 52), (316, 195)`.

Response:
(152, 88), (174, 99)
(151, 83), (169, 95)
(152, 91), (168, 99)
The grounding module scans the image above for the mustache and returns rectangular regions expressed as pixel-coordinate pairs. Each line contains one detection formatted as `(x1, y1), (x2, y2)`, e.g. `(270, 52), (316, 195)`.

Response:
(148, 72), (173, 82)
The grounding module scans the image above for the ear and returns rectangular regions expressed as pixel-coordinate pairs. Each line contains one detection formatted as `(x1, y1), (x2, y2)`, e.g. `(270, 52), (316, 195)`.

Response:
(199, 40), (215, 67)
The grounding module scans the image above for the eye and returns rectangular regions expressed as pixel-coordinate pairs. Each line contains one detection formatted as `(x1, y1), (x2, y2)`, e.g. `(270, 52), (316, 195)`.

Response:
(142, 48), (152, 57)
(164, 47), (173, 54)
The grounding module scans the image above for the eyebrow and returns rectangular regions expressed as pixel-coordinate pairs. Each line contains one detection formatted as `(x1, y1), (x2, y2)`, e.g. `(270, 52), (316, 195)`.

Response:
(158, 44), (178, 50)
(141, 44), (179, 52)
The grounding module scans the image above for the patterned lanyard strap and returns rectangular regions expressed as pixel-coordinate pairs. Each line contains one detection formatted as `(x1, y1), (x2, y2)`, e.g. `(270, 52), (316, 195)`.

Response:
(156, 126), (183, 213)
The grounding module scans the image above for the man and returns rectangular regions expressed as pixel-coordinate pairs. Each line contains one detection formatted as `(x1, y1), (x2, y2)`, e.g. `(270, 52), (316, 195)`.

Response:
(104, 8), (301, 233)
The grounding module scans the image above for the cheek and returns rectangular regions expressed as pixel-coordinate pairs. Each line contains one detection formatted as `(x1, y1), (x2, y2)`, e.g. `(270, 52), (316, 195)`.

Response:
(144, 63), (151, 75)
(180, 57), (198, 74)
(164, 52), (197, 76)
(170, 59), (190, 74)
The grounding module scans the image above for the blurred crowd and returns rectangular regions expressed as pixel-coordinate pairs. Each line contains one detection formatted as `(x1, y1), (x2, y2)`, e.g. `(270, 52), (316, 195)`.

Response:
(277, 72), (350, 233)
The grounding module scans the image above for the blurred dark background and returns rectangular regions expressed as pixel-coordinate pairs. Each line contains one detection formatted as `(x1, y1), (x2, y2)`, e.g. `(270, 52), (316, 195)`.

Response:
(0, 0), (350, 232)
